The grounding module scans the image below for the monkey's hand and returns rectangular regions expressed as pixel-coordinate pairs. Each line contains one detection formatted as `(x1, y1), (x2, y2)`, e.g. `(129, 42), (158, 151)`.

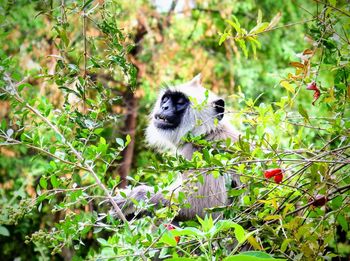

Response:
(109, 174), (183, 218)
(110, 185), (157, 216)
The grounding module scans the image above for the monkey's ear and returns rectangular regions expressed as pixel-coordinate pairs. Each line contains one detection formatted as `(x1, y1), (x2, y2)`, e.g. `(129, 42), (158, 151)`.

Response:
(213, 99), (225, 120)
(189, 73), (202, 87)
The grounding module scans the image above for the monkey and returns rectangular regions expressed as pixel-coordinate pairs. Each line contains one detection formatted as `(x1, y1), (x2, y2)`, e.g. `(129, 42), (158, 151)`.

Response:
(113, 74), (240, 221)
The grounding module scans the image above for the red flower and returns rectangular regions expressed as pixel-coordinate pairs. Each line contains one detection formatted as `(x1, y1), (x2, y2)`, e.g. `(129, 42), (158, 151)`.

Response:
(306, 81), (318, 91)
(264, 168), (284, 184)
(306, 81), (321, 105)
(274, 174), (283, 184)
(264, 168), (283, 179)
(164, 224), (175, 230)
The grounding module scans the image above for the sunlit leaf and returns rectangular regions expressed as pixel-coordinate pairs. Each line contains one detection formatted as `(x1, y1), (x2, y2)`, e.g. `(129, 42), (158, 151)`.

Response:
(0, 226), (10, 237)
(257, 10), (263, 24)
(219, 32), (230, 45)
(236, 39), (248, 58)
(264, 215), (281, 221)
(226, 19), (241, 33)
(267, 12), (282, 30)
(280, 80), (295, 93)
(289, 62), (304, 68)
(250, 22), (269, 34)
(247, 236), (262, 250)
(159, 231), (177, 246)
(224, 252), (286, 261)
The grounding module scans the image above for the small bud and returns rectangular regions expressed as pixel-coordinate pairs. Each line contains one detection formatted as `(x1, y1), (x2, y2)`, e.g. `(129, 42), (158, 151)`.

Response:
(311, 195), (328, 207)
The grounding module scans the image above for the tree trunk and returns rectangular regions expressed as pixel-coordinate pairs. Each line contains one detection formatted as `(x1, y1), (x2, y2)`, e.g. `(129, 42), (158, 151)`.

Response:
(118, 91), (138, 188)
(117, 3), (177, 187)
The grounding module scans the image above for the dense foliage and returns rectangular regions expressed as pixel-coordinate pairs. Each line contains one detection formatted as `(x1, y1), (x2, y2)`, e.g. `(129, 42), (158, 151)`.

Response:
(0, 0), (349, 260)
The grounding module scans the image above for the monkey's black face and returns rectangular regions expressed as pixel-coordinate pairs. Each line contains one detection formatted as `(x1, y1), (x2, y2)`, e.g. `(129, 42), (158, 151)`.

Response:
(154, 91), (190, 130)
(213, 99), (225, 120)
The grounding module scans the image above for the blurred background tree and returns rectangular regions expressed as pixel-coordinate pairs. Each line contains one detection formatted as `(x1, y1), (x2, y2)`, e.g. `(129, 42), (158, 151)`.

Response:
(0, 0), (349, 260)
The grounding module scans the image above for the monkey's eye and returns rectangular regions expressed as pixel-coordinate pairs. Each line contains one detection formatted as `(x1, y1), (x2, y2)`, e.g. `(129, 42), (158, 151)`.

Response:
(177, 98), (186, 105)
(161, 96), (169, 103)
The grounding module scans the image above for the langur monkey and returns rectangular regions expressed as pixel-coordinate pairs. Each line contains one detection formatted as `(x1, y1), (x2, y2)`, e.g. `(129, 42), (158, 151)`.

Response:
(114, 74), (239, 220)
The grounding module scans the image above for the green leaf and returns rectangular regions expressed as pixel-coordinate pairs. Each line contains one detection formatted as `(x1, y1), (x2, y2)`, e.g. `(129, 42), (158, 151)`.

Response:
(219, 32), (230, 45)
(178, 191), (185, 203)
(211, 170), (220, 178)
(249, 39), (257, 59)
(125, 134), (131, 146)
(236, 39), (248, 58)
(202, 148), (211, 161)
(240, 252), (274, 258)
(60, 30), (69, 47)
(40, 177), (47, 189)
(37, 194), (46, 203)
(1, 119), (7, 130)
(116, 138), (124, 147)
(329, 0), (336, 6)
(197, 215), (214, 232)
(247, 36), (261, 49)
(264, 215), (282, 221)
(165, 257), (198, 261)
(224, 253), (286, 261)
(298, 104), (310, 122)
(228, 189), (246, 197)
(281, 238), (293, 253)
(172, 227), (203, 237)
(0, 226), (10, 236)
(50, 175), (59, 188)
(100, 137), (106, 145)
(225, 19), (241, 33)
(97, 238), (108, 245)
(243, 195), (251, 205)
(212, 220), (245, 243)
(331, 196), (343, 209)
(94, 128), (104, 135)
(257, 10), (263, 24)
(337, 215), (348, 231)
(159, 231), (177, 246)
(267, 12), (282, 30)
(249, 22), (269, 34)
(17, 83), (31, 92)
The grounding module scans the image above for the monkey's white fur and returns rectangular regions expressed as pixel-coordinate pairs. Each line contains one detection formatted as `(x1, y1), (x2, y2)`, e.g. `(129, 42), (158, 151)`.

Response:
(114, 74), (239, 220)
(146, 74), (237, 155)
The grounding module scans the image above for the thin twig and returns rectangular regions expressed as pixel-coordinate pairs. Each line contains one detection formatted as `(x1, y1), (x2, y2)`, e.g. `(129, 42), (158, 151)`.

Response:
(82, 0), (87, 110)
(313, 0), (350, 18)
(227, 19), (315, 41)
(0, 138), (90, 172)
(286, 184), (350, 216)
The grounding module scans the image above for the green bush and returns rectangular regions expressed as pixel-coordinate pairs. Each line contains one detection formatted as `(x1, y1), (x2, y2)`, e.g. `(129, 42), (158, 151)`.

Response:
(0, 0), (349, 260)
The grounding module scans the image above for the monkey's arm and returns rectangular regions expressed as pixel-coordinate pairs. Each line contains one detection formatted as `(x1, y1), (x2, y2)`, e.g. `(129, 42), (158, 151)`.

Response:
(112, 185), (160, 216)
(112, 174), (183, 218)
